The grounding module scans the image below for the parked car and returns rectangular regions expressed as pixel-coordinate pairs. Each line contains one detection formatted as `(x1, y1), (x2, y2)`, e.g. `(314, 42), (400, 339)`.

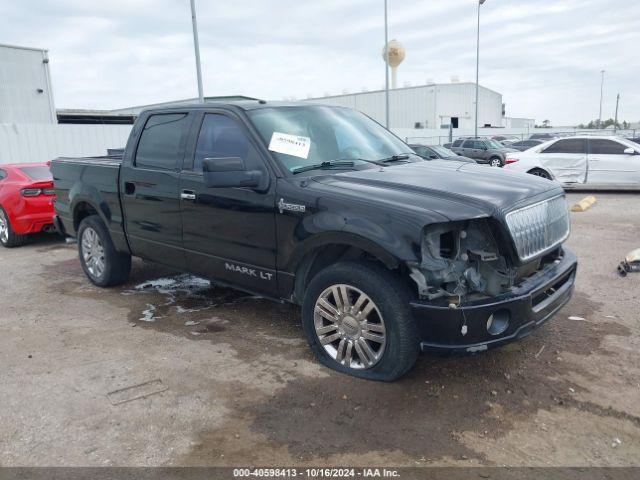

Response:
(449, 137), (519, 167)
(51, 102), (576, 381)
(504, 135), (640, 187)
(0, 162), (56, 247)
(529, 133), (556, 140)
(508, 139), (545, 151)
(409, 144), (476, 163)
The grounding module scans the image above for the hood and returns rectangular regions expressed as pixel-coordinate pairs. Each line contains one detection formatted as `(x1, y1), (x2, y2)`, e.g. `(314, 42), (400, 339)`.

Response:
(311, 161), (562, 221)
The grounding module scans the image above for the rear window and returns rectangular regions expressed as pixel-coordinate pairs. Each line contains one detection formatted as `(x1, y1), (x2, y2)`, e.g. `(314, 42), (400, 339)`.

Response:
(542, 138), (586, 154)
(19, 166), (52, 181)
(0, 169), (6, 180)
(135, 113), (190, 170)
(452, 139), (463, 147)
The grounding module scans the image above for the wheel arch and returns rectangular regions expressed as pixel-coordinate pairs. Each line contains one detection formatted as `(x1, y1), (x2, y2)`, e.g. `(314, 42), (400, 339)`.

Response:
(526, 167), (554, 180)
(287, 232), (413, 304)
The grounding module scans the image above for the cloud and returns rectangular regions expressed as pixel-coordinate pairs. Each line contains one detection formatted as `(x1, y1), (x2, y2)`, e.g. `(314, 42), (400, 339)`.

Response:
(2, 0), (639, 124)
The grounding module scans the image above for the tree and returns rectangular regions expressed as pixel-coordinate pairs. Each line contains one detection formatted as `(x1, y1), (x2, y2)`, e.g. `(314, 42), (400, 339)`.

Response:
(542, 119), (551, 128)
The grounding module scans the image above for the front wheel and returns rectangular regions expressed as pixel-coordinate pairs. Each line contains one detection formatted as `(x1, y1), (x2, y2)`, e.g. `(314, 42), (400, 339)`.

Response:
(77, 215), (131, 287)
(489, 157), (503, 167)
(302, 261), (420, 381)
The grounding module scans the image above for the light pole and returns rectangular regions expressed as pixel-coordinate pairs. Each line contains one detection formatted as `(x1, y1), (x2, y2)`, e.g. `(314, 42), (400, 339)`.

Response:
(384, 0), (390, 129)
(614, 93), (620, 133)
(598, 69), (605, 128)
(474, 0), (486, 138)
(190, 0), (204, 103)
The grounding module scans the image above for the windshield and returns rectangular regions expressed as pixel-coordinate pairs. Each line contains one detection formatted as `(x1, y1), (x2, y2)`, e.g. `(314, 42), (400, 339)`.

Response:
(247, 106), (419, 173)
(430, 145), (455, 157)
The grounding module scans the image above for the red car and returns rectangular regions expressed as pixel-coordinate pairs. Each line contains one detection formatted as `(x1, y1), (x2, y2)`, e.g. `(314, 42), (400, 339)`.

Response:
(0, 162), (56, 247)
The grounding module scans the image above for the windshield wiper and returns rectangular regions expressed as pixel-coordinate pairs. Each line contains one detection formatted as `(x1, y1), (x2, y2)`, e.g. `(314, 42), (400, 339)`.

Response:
(378, 154), (414, 163)
(291, 160), (356, 174)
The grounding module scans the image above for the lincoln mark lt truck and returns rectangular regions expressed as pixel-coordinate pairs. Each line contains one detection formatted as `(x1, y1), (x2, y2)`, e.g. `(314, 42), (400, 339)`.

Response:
(51, 101), (576, 381)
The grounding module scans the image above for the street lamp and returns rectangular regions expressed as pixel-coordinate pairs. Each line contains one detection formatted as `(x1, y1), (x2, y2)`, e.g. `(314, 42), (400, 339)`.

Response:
(190, 0), (204, 103)
(474, 0), (486, 138)
(384, 0), (390, 129)
(598, 69), (605, 128)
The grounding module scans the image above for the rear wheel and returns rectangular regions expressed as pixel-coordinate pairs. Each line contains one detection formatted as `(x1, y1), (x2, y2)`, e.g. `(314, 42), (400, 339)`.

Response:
(528, 168), (552, 180)
(489, 156), (503, 167)
(77, 215), (131, 287)
(302, 261), (420, 381)
(0, 207), (26, 248)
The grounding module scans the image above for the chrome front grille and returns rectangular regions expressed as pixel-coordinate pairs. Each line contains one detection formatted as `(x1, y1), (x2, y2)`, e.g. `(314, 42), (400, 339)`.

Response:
(505, 195), (570, 261)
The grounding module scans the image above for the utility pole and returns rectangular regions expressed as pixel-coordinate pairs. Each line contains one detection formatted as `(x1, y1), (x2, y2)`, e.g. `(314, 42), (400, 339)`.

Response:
(190, 0), (204, 103)
(614, 93), (620, 133)
(598, 69), (605, 128)
(474, 0), (486, 138)
(384, 0), (390, 129)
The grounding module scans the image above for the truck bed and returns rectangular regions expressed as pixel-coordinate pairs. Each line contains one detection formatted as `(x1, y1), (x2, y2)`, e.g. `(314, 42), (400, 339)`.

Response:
(51, 155), (128, 251)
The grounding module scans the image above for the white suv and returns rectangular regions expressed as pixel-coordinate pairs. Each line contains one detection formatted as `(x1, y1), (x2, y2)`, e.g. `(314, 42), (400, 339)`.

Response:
(504, 135), (640, 188)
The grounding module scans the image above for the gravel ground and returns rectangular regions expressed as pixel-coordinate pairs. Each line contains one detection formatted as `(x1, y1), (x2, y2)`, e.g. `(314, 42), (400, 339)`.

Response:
(0, 192), (638, 467)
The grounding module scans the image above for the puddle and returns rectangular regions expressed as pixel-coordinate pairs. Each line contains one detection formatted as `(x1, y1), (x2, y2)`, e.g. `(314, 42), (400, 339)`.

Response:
(122, 274), (222, 322)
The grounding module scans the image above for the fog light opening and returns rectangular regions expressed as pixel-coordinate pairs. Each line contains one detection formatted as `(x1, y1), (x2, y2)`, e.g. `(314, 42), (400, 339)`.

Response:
(486, 309), (510, 336)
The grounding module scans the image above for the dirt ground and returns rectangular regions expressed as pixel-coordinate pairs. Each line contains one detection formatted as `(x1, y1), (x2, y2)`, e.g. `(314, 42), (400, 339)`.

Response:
(0, 192), (638, 467)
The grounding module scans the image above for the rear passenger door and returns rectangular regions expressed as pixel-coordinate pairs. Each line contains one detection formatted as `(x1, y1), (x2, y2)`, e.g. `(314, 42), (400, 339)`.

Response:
(460, 140), (479, 158)
(538, 138), (587, 183)
(120, 112), (193, 268)
(587, 138), (640, 185)
(179, 111), (278, 295)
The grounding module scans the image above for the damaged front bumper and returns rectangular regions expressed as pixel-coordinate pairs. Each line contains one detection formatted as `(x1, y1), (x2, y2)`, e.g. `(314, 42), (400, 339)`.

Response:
(412, 248), (577, 353)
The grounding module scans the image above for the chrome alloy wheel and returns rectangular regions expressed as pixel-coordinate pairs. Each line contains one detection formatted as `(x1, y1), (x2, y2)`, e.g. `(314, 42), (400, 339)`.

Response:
(314, 284), (386, 369)
(0, 210), (8, 244)
(81, 227), (105, 278)
(490, 157), (502, 167)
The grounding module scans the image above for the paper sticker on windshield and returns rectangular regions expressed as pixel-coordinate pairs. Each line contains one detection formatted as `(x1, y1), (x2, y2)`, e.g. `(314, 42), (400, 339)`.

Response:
(268, 132), (311, 159)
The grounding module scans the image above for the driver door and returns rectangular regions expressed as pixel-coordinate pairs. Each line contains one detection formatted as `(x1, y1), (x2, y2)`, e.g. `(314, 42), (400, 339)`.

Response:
(179, 112), (278, 295)
(587, 138), (640, 185)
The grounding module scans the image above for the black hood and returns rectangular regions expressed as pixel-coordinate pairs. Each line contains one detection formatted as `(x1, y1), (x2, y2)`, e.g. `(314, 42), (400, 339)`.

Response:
(311, 160), (563, 222)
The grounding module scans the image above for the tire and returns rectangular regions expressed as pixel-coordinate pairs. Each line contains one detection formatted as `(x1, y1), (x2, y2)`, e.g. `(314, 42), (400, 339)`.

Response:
(77, 215), (131, 287)
(302, 261), (420, 381)
(0, 206), (26, 248)
(528, 168), (552, 180)
(489, 156), (504, 168)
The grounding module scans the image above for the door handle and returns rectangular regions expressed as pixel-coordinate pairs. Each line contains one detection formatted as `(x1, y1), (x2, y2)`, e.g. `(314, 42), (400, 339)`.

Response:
(180, 190), (196, 201)
(124, 181), (136, 196)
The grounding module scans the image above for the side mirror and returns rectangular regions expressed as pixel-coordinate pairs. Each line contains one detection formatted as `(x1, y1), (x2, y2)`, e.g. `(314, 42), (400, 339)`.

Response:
(202, 157), (264, 189)
(623, 147), (636, 155)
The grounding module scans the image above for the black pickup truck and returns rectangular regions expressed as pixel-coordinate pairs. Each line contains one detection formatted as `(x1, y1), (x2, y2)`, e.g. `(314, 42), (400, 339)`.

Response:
(51, 101), (577, 381)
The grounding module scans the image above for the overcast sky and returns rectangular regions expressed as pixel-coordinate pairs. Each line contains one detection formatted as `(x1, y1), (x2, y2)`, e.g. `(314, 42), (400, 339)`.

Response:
(3, 0), (639, 125)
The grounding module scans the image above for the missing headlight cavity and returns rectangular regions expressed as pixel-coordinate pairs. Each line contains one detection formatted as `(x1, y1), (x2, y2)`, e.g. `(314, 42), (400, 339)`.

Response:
(409, 219), (516, 300)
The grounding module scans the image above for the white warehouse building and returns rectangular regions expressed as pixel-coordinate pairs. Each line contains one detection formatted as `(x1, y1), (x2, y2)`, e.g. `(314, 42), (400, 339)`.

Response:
(0, 43), (57, 124)
(304, 82), (504, 130)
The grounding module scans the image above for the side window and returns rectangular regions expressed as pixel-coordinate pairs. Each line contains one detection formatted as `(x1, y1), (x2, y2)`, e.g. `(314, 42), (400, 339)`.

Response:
(475, 141), (488, 149)
(0, 169), (6, 181)
(135, 113), (189, 170)
(589, 139), (627, 155)
(542, 139), (586, 154)
(452, 140), (463, 147)
(461, 140), (475, 148)
(194, 114), (263, 172)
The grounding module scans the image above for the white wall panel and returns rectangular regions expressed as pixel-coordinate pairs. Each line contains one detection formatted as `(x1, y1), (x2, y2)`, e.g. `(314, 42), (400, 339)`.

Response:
(0, 123), (132, 164)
